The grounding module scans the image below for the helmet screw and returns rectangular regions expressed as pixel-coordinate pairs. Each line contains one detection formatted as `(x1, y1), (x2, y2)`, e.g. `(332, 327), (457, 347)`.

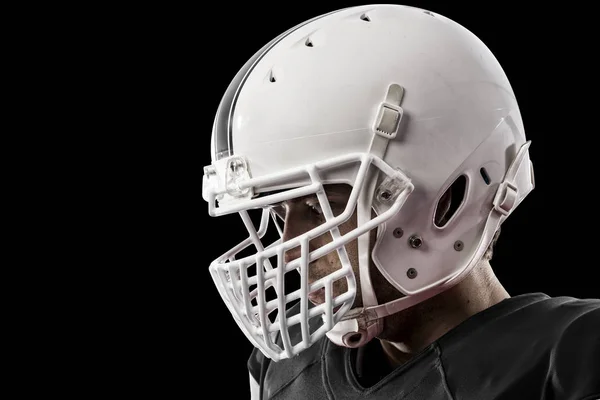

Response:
(408, 235), (423, 249)
(379, 189), (392, 201)
(407, 268), (418, 279)
(454, 240), (464, 251)
(393, 228), (403, 238)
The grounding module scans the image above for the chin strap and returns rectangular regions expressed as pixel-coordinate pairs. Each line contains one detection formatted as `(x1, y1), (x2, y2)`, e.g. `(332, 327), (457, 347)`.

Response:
(327, 84), (404, 348)
(327, 139), (534, 347)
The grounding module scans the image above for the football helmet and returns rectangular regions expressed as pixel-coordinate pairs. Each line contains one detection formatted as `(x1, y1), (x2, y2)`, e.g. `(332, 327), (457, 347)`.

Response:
(202, 4), (535, 361)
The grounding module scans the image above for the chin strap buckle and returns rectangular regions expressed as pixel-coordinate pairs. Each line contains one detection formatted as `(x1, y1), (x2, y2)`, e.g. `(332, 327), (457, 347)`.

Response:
(369, 83), (405, 158)
(492, 140), (534, 217)
(493, 181), (518, 216)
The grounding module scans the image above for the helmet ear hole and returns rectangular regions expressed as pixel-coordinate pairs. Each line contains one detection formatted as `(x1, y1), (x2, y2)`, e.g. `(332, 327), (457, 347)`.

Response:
(434, 175), (467, 228)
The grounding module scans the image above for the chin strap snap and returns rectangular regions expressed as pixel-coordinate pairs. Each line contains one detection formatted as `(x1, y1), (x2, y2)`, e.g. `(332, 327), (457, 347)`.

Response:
(326, 308), (380, 347)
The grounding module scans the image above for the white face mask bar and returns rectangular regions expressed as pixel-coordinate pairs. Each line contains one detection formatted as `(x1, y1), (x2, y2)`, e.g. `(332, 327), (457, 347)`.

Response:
(203, 152), (414, 361)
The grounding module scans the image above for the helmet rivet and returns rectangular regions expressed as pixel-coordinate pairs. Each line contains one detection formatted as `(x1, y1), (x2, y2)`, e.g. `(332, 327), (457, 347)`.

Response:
(407, 268), (418, 279)
(393, 228), (403, 238)
(409, 235), (423, 248)
(454, 240), (464, 251)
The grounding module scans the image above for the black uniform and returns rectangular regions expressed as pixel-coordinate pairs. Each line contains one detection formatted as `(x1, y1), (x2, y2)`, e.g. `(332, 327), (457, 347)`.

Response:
(248, 293), (600, 399)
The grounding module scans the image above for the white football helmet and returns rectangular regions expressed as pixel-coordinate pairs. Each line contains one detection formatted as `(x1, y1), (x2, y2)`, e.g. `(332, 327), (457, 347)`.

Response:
(202, 4), (535, 361)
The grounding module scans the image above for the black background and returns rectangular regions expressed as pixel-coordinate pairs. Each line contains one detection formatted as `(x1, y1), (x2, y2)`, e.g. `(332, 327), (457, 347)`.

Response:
(195, 1), (597, 397)
(19, 1), (599, 397)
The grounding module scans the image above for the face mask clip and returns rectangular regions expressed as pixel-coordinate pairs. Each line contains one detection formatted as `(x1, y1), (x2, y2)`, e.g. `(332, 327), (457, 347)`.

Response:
(203, 155), (255, 208)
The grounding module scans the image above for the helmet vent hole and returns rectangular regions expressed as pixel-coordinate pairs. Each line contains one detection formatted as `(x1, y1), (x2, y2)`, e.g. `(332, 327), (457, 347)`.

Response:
(434, 175), (467, 228)
(269, 70), (276, 83)
(360, 13), (370, 22)
(305, 38), (313, 47)
(480, 167), (491, 185)
(423, 11), (435, 17)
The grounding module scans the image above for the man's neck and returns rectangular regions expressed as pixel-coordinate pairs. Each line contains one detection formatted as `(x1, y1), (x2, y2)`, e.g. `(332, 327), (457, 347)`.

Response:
(379, 260), (509, 368)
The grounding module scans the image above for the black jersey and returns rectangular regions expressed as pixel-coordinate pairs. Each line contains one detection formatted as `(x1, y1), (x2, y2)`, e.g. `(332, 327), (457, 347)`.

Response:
(248, 293), (600, 399)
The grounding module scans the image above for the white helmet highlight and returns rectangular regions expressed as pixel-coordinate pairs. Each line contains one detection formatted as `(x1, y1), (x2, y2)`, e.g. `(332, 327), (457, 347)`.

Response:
(202, 4), (535, 361)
